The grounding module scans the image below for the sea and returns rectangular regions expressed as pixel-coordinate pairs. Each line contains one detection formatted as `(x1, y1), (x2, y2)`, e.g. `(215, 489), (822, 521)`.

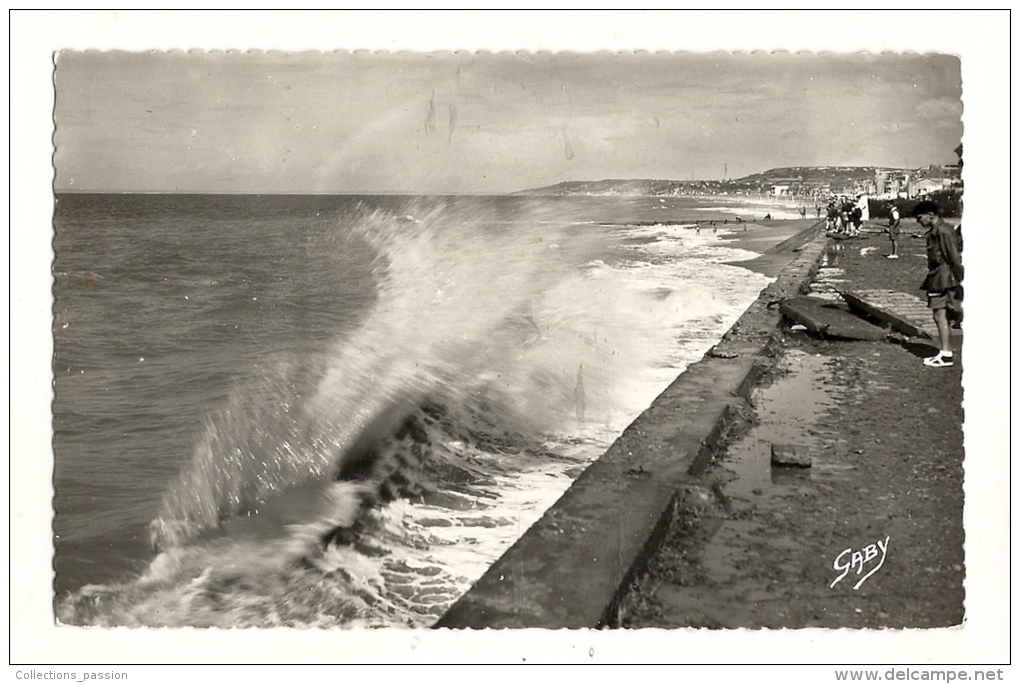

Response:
(52, 192), (783, 628)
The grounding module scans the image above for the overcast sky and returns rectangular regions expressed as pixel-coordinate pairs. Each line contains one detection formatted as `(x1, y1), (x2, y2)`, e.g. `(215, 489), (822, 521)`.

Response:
(54, 48), (962, 195)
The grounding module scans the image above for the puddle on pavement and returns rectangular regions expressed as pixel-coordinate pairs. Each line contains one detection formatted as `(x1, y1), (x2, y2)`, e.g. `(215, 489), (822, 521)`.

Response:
(685, 349), (848, 590)
(808, 243), (848, 301)
(722, 349), (849, 505)
(636, 347), (859, 622)
(822, 242), (846, 267)
(665, 347), (847, 615)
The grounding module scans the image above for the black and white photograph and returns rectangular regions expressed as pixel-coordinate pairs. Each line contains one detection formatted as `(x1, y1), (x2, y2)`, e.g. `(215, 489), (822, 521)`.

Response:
(11, 9), (1010, 669)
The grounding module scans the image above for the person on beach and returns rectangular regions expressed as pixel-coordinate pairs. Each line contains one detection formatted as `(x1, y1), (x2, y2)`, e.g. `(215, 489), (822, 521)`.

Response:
(886, 202), (901, 259)
(913, 200), (964, 368)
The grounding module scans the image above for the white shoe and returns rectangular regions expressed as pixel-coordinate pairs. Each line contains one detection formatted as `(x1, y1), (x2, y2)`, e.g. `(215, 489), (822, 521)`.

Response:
(886, 254), (899, 259)
(923, 352), (954, 368)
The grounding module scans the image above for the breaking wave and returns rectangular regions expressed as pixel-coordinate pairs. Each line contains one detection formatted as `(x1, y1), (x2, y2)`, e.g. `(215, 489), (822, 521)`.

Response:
(59, 200), (749, 627)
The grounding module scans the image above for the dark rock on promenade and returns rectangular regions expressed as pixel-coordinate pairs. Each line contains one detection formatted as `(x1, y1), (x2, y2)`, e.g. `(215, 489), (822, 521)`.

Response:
(770, 444), (812, 469)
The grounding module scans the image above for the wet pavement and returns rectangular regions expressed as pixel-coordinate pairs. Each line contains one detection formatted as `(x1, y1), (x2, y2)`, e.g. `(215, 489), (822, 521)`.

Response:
(617, 221), (967, 630)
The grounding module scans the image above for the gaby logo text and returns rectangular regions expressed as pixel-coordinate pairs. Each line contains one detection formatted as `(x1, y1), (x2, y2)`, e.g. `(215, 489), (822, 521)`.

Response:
(830, 536), (890, 590)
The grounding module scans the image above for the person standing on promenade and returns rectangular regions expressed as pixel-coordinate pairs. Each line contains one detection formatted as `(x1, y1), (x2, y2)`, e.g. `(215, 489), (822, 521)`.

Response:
(856, 193), (871, 223)
(850, 204), (863, 236)
(826, 200), (839, 233)
(886, 202), (901, 259)
(839, 197), (853, 234)
(913, 200), (964, 368)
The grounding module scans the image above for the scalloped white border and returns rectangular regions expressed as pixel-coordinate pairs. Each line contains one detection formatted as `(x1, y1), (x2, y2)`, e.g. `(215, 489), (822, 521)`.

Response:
(11, 9), (1010, 669)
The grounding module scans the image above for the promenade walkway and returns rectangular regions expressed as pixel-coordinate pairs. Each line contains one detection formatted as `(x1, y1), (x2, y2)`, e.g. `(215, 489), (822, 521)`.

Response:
(619, 222), (966, 630)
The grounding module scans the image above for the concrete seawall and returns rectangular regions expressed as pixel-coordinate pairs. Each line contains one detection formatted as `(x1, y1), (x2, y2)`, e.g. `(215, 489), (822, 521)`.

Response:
(435, 222), (827, 629)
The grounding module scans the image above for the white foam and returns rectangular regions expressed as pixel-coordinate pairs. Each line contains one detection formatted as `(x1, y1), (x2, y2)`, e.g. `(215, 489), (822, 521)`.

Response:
(62, 200), (775, 628)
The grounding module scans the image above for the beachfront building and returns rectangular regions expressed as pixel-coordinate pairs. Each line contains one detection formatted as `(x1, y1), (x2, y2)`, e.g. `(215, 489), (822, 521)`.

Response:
(879, 172), (911, 199)
(800, 179), (832, 199)
(909, 177), (944, 198)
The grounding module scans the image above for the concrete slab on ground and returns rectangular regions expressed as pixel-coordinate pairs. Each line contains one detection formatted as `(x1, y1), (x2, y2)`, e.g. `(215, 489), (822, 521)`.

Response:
(779, 296), (888, 341)
(842, 288), (938, 339)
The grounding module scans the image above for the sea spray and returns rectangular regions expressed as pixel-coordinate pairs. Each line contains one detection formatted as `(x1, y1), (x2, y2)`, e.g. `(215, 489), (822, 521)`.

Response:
(59, 198), (774, 627)
(149, 200), (612, 551)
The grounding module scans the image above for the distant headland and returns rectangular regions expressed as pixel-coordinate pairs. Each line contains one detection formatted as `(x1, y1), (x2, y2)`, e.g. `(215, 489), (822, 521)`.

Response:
(518, 165), (962, 201)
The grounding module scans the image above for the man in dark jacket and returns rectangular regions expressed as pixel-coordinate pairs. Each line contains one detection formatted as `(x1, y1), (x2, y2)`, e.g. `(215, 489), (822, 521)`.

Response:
(912, 200), (964, 367)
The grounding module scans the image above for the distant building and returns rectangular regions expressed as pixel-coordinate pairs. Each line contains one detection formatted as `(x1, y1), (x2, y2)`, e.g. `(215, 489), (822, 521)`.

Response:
(910, 177), (943, 197)
(801, 179), (831, 197)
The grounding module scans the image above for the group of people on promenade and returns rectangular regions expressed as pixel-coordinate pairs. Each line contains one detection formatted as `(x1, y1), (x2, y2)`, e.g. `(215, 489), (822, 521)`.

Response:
(824, 195), (869, 237)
